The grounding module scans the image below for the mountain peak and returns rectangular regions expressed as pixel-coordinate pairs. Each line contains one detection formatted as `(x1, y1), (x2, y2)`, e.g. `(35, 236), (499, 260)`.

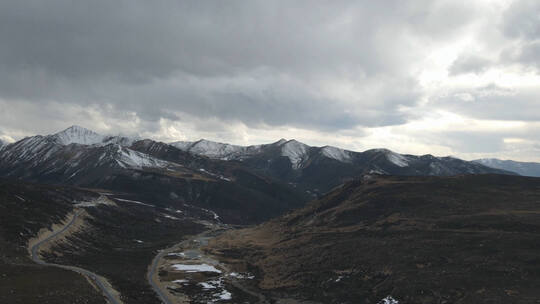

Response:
(52, 125), (104, 145)
(62, 125), (95, 133)
(274, 138), (288, 145)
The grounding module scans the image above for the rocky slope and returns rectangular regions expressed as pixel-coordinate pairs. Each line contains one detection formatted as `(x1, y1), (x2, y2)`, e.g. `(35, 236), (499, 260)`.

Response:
(206, 174), (540, 304)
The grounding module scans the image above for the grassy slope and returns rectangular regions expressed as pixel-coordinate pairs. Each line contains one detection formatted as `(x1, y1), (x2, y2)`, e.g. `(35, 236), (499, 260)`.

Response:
(207, 174), (540, 304)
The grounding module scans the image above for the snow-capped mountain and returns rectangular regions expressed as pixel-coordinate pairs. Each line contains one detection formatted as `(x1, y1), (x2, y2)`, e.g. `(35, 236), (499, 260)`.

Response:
(52, 125), (105, 145)
(0, 126), (166, 173)
(474, 158), (540, 177)
(50, 125), (137, 147)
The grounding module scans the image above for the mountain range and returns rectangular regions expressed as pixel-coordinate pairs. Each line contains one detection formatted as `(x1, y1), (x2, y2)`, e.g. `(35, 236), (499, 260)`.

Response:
(0, 126), (307, 223)
(172, 135), (516, 195)
(0, 126), (515, 199)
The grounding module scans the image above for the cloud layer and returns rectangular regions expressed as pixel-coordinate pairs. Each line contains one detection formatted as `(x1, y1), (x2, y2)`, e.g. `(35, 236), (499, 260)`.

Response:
(0, 0), (539, 161)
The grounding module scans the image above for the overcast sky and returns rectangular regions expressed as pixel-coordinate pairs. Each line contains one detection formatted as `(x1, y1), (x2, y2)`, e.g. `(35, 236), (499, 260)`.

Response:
(1, 0), (539, 161)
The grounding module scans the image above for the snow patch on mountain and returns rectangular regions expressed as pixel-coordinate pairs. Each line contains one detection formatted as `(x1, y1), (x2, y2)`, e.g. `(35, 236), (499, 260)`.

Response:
(115, 146), (169, 169)
(387, 152), (409, 167)
(320, 146), (352, 162)
(280, 140), (309, 169)
(370, 149), (410, 167)
(171, 139), (263, 160)
(188, 140), (245, 159)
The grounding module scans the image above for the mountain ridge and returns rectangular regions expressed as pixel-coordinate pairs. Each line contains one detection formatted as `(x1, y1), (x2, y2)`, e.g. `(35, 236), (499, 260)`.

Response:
(474, 158), (540, 177)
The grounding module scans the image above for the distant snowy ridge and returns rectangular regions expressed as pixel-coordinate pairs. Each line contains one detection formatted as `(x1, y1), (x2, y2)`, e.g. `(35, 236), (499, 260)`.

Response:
(474, 158), (540, 177)
(171, 139), (258, 160)
(113, 145), (170, 169)
(169, 138), (506, 175)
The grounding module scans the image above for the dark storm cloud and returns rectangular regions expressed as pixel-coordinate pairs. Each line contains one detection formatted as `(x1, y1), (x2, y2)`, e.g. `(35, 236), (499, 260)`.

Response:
(0, 0), (482, 134)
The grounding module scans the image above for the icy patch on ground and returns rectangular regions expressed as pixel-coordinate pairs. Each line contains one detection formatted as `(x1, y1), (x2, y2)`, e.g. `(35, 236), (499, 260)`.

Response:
(378, 296), (399, 304)
(199, 282), (217, 289)
(368, 169), (387, 175)
(114, 198), (155, 207)
(162, 213), (181, 220)
(193, 277), (233, 301)
(173, 279), (189, 284)
(75, 196), (115, 208)
(215, 290), (232, 300)
(172, 263), (222, 273)
(228, 272), (255, 279)
(198, 168), (231, 182)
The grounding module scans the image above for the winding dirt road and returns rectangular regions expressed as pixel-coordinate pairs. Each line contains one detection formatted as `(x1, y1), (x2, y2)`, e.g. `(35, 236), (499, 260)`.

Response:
(30, 210), (123, 304)
(147, 223), (272, 304)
